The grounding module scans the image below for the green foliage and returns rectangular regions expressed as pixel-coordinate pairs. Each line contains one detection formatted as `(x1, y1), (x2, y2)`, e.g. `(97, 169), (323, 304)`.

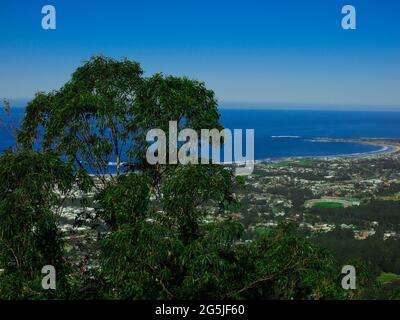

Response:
(310, 199), (400, 281)
(342, 259), (379, 299)
(18, 56), (144, 181)
(313, 228), (400, 276)
(100, 216), (346, 299)
(232, 224), (345, 300)
(266, 185), (314, 208)
(373, 279), (400, 300)
(97, 173), (151, 229)
(101, 221), (174, 299)
(130, 74), (221, 165)
(162, 165), (237, 242)
(310, 200), (400, 229)
(128, 73), (223, 196)
(378, 272), (400, 285)
(0, 150), (75, 299)
(98, 163), (347, 300)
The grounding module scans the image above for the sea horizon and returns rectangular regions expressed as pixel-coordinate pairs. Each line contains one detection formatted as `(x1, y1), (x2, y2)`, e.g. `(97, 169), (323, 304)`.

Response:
(4, 98), (400, 113)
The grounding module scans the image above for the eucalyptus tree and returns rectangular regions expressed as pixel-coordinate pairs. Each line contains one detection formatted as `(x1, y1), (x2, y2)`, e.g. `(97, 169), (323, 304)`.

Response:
(96, 173), (151, 231)
(130, 73), (223, 193)
(17, 57), (224, 190)
(0, 149), (80, 298)
(18, 56), (144, 185)
(161, 164), (237, 243)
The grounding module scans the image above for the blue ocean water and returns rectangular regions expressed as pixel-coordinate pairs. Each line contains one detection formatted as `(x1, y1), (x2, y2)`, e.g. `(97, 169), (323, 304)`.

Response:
(219, 109), (400, 159)
(1, 107), (400, 160)
(0, 107), (25, 154)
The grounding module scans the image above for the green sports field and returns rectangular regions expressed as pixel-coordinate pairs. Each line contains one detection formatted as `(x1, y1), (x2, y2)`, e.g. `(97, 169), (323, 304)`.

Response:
(312, 202), (344, 209)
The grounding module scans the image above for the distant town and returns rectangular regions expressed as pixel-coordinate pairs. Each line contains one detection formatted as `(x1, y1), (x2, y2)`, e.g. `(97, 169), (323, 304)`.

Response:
(234, 139), (400, 241)
(58, 139), (400, 271)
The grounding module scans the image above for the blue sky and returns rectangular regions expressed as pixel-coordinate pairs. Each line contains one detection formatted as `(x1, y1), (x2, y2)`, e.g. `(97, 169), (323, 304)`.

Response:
(1, 0), (400, 109)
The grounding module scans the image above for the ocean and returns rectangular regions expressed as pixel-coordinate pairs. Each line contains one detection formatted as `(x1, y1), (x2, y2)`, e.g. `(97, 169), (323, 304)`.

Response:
(1, 106), (400, 160)
(219, 109), (400, 159)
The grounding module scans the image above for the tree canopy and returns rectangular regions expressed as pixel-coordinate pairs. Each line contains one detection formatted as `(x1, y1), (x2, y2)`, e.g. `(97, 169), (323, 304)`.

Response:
(18, 56), (143, 183)
(0, 150), (76, 298)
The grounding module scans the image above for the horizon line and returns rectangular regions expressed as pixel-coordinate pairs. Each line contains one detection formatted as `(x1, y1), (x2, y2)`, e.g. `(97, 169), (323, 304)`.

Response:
(2, 98), (400, 112)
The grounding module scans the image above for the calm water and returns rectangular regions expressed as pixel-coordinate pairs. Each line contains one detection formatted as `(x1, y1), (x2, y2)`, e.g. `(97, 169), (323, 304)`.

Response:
(220, 109), (400, 159)
(2, 107), (400, 160)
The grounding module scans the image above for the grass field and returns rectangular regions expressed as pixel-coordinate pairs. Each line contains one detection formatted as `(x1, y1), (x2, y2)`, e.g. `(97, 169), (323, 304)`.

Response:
(271, 159), (312, 168)
(378, 272), (400, 285)
(271, 161), (290, 168)
(312, 202), (344, 209)
(296, 159), (312, 166)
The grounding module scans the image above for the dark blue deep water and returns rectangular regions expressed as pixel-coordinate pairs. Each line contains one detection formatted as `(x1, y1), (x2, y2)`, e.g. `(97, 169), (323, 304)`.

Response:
(2, 107), (400, 160)
(219, 109), (400, 159)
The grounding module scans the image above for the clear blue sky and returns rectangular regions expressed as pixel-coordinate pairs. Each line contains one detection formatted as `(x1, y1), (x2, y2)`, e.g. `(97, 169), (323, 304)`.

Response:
(1, 0), (400, 109)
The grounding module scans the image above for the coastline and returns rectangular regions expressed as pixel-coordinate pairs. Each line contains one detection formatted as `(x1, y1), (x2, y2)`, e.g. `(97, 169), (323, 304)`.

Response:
(314, 138), (400, 156)
(255, 138), (400, 165)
